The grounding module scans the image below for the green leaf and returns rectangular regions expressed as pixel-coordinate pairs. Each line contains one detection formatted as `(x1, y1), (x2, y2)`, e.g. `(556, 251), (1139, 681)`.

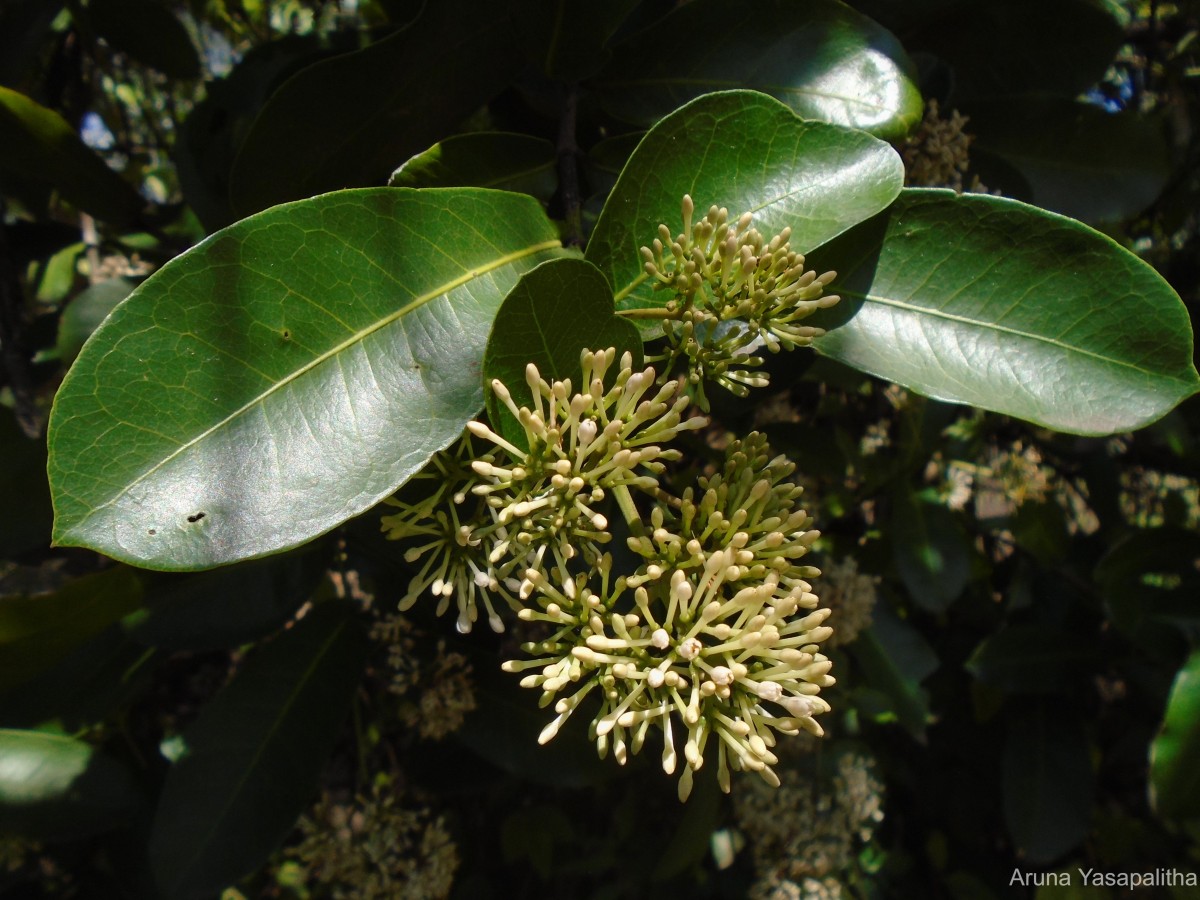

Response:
(596, 0), (922, 139)
(55, 277), (135, 364)
(229, 1), (526, 216)
(1095, 527), (1200, 652)
(585, 90), (904, 321)
(849, 601), (937, 739)
(0, 86), (145, 227)
(0, 567), (143, 692)
(965, 625), (1100, 694)
(966, 98), (1170, 224)
(148, 600), (368, 899)
(890, 486), (973, 612)
(128, 550), (327, 651)
(390, 132), (558, 204)
(1003, 702), (1092, 863)
(482, 258), (642, 449)
(0, 728), (141, 839)
(1150, 648), (1200, 820)
(522, 0), (642, 82)
(48, 188), (564, 571)
(807, 189), (1200, 436)
(85, 0), (200, 79)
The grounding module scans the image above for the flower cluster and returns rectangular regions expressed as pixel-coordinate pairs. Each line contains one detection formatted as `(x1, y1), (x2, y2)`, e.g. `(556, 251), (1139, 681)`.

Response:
(381, 348), (707, 633)
(639, 195), (840, 405)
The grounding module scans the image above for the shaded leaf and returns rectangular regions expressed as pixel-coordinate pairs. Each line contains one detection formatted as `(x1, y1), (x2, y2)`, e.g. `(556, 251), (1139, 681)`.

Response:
(1150, 648), (1200, 820)
(230, 1), (527, 216)
(85, 0), (200, 79)
(965, 625), (1100, 694)
(0, 629), (158, 731)
(56, 277), (135, 364)
(0, 410), (52, 557)
(585, 90), (904, 321)
(1003, 702), (1092, 863)
(482, 257), (642, 449)
(597, 0), (922, 139)
(1096, 527), (1200, 652)
(890, 486), (973, 612)
(522, 0), (643, 82)
(807, 189), (1200, 435)
(48, 188), (564, 570)
(849, 601), (936, 739)
(0, 729), (141, 840)
(0, 86), (145, 227)
(128, 550), (327, 651)
(0, 567), (143, 692)
(390, 132), (558, 203)
(174, 34), (329, 232)
(148, 600), (369, 899)
(966, 97), (1170, 224)
(909, 0), (1124, 102)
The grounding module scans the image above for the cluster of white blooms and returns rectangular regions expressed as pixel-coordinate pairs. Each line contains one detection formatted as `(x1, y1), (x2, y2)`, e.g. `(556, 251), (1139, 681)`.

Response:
(382, 200), (850, 798)
(638, 196), (840, 406)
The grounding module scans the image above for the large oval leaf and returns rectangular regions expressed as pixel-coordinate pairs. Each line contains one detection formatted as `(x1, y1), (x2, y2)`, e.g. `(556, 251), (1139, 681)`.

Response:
(596, 0), (922, 139)
(229, 0), (526, 216)
(585, 90), (905, 319)
(390, 132), (558, 204)
(148, 600), (368, 899)
(807, 189), (1200, 435)
(1150, 648), (1200, 820)
(48, 188), (564, 570)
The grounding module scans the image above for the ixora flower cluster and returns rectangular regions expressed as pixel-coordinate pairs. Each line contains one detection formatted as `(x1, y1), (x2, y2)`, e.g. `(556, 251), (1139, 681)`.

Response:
(382, 200), (841, 799)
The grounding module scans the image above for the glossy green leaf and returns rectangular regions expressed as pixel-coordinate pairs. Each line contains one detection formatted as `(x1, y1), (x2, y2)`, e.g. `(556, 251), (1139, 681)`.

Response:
(585, 90), (905, 321)
(0, 86), (145, 227)
(0, 567), (143, 692)
(0, 728), (141, 839)
(807, 189), (1200, 435)
(230, 1), (526, 216)
(966, 98), (1170, 224)
(390, 132), (558, 204)
(86, 0), (200, 79)
(48, 188), (564, 571)
(55, 277), (135, 364)
(482, 258), (642, 449)
(1150, 649), (1200, 820)
(890, 487), (973, 612)
(148, 600), (369, 899)
(596, 0), (922, 139)
(1003, 702), (1092, 863)
(965, 625), (1100, 694)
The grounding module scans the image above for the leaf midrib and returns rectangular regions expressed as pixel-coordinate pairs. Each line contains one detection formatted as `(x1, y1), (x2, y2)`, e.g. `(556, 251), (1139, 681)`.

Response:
(845, 289), (1197, 384)
(78, 238), (562, 524)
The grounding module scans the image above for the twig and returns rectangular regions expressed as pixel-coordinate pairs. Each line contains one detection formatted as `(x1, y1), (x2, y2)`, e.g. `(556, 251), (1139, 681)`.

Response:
(557, 83), (584, 249)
